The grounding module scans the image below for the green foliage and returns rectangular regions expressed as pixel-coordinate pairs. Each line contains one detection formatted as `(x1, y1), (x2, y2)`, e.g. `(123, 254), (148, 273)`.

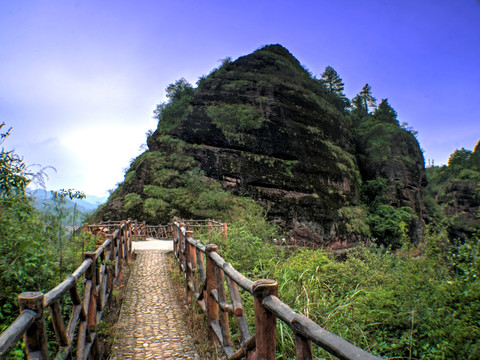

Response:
(353, 114), (413, 169)
(221, 238), (480, 359)
(373, 99), (398, 125)
(338, 206), (371, 235)
(356, 83), (377, 113)
(368, 205), (414, 247)
(124, 170), (136, 183)
(165, 78), (194, 101)
(0, 196), (57, 325)
(351, 84), (376, 118)
(321, 66), (345, 95)
(154, 79), (195, 134)
(206, 104), (266, 134)
(144, 197), (168, 217)
(320, 66), (350, 109)
(200, 200), (281, 275)
(323, 140), (361, 180)
(123, 193), (142, 211)
(448, 147), (473, 168)
(425, 145), (480, 238)
(361, 177), (416, 247)
(0, 123), (29, 197)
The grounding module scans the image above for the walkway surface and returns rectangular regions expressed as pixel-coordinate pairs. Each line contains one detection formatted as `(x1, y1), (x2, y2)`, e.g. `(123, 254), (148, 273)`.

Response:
(110, 239), (200, 359)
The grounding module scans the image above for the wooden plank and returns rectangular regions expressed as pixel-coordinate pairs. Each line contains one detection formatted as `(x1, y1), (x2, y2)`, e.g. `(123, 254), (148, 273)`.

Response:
(0, 310), (36, 357)
(216, 266), (232, 348)
(44, 276), (75, 307)
(208, 252), (254, 293)
(237, 314), (251, 345)
(228, 334), (256, 360)
(206, 244), (220, 346)
(71, 259), (93, 281)
(49, 301), (69, 346)
(225, 275), (244, 316)
(210, 320), (223, 345)
(66, 305), (82, 344)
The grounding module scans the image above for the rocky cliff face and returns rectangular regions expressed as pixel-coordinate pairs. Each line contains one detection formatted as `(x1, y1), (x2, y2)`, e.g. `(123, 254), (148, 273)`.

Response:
(148, 45), (361, 244)
(98, 45), (426, 246)
(426, 140), (480, 240)
(353, 117), (426, 243)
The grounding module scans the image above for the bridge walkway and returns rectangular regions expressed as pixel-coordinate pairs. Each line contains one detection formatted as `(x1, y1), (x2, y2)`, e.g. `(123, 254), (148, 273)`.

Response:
(110, 239), (200, 359)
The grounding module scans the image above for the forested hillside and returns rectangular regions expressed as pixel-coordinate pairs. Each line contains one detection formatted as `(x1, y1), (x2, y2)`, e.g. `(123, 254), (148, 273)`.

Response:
(425, 141), (480, 239)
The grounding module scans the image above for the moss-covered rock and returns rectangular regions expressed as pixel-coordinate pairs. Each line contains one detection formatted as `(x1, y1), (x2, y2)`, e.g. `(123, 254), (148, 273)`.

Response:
(96, 44), (426, 246)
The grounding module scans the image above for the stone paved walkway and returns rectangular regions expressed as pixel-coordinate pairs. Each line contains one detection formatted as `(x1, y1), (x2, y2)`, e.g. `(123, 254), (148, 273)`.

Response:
(110, 249), (200, 359)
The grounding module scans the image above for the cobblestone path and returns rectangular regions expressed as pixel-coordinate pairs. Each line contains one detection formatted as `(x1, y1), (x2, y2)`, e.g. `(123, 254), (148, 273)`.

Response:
(110, 250), (200, 359)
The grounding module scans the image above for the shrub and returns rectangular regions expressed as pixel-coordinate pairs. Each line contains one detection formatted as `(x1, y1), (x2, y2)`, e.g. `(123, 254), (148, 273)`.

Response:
(206, 104), (266, 134)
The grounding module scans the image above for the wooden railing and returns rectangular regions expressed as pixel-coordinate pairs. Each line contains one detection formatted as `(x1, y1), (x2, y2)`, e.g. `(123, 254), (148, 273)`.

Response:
(173, 220), (382, 360)
(0, 221), (133, 360)
(104, 220), (172, 240)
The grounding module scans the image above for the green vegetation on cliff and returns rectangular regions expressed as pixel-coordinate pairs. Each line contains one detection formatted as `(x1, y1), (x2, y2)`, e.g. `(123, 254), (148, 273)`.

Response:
(425, 142), (480, 239)
(100, 44), (426, 249)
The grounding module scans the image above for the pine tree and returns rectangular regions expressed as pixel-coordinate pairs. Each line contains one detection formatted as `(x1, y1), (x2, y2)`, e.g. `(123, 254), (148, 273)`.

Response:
(374, 99), (398, 124)
(320, 66), (350, 110)
(321, 66), (345, 96)
(354, 84), (377, 114)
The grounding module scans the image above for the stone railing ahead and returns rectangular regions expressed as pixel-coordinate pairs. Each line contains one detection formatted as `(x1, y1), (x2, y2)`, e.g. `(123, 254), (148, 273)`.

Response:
(173, 219), (382, 360)
(0, 221), (133, 360)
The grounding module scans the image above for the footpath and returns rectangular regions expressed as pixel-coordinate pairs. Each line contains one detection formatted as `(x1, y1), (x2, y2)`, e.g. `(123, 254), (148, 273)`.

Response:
(110, 239), (200, 359)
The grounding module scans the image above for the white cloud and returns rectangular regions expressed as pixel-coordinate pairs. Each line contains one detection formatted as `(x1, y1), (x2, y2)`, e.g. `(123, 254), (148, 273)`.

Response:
(58, 124), (147, 196)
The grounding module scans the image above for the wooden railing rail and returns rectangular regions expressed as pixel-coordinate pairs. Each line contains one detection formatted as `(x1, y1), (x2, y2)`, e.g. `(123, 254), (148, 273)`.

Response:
(0, 221), (133, 360)
(181, 219), (228, 241)
(172, 220), (382, 360)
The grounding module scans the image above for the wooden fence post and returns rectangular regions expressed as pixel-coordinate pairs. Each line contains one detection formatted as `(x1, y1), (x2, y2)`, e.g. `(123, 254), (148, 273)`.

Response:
(107, 235), (114, 294)
(223, 222), (228, 241)
(84, 252), (98, 332)
(216, 266), (232, 348)
(126, 221), (132, 262)
(185, 230), (194, 303)
(295, 333), (313, 360)
(253, 279), (278, 360)
(18, 292), (49, 359)
(206, 244), (220, 346)
(173, 224), (179, 258)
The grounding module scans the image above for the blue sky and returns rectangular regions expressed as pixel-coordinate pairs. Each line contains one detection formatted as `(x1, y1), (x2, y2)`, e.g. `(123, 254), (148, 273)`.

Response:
(1, 0), (479, 197)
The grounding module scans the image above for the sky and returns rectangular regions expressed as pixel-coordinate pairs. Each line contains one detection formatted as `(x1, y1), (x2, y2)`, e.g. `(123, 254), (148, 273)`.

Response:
(1, 0), (479, 198)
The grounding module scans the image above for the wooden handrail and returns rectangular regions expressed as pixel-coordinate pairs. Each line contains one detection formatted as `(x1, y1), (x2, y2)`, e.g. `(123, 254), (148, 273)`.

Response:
(172, 220), (382, 360)
(1, 217), (382, 359)
(0, 220), (133, 360)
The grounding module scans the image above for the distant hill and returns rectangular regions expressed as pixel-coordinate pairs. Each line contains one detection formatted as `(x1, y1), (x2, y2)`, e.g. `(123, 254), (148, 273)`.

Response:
(28, 189), (107, 213)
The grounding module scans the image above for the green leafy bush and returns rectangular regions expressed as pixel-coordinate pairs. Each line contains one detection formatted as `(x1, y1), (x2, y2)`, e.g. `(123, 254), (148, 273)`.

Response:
(206, 104), (265, 134)
(123, 193), (142, 211)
